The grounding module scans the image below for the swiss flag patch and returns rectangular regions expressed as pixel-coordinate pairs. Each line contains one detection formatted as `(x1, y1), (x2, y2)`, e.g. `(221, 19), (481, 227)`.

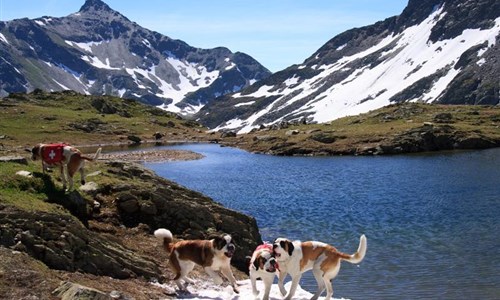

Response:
(42, 144), (65, 164)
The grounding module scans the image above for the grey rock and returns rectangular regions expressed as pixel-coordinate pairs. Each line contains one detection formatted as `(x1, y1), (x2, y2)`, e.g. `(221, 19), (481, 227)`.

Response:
(0, 156), (28, 165)
(53, 281), (109, 300)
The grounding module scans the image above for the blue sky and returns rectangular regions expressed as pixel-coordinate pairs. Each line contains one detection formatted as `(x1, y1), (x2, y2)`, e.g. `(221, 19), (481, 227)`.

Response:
(0, 0), (408, 72)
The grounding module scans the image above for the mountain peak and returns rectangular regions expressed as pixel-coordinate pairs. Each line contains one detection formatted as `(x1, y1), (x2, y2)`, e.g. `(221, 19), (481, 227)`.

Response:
(79, 0), (113, 13)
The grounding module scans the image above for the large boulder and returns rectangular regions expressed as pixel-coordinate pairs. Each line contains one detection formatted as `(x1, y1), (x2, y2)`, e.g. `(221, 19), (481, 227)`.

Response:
(0, 204), (161, 280)
(99, 161), (262, 272)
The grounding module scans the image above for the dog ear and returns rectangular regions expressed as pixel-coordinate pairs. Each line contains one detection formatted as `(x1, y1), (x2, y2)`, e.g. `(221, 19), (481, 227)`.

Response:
(213, 236), (226, 250)
(253, 257), (260, 270)
(214, 236), (225, 250)
(287, 241), (294, 256)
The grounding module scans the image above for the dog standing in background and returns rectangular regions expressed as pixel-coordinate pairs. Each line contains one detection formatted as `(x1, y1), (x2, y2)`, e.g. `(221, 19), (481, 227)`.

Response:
(29, 143), (101, 191)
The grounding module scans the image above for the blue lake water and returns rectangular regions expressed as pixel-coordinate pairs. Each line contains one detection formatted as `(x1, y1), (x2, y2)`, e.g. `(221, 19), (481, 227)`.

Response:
(144, 144), (500, 299)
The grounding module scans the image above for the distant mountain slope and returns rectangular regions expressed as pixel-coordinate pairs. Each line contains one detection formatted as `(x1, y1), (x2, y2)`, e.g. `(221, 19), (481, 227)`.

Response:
(197, 0), (500, 133)
(0, 0), (271, 115)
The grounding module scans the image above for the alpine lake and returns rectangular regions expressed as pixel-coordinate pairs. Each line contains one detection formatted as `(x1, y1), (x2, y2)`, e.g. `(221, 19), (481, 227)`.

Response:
(138, 144), (500, 299)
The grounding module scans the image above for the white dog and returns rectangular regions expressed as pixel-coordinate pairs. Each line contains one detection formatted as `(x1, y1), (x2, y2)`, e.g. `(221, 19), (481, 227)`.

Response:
(273, 234), (367, 300)
(249, 243), (279, 300)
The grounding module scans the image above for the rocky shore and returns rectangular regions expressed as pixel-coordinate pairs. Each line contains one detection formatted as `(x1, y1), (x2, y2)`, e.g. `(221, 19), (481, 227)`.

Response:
(99, 149), (204, 162)
(220, 103), (500, 156)
(0, 156), (261, 299)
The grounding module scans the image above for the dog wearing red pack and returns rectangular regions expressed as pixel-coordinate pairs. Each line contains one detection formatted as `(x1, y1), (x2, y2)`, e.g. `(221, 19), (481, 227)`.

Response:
(249, 243), (279, 300)
(29, 143), (101, 191)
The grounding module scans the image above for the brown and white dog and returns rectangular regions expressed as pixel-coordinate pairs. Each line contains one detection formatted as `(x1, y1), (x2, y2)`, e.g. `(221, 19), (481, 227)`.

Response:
(29, 143), (101, 191)
(273, 234), (367, 300)
(154, 228), (239, 294)
(249, 243), (279, 300)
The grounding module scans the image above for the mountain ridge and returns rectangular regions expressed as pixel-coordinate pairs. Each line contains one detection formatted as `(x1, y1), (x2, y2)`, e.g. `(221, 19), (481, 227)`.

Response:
(197, 0), (500, 133)
(0, 0), (271, 114)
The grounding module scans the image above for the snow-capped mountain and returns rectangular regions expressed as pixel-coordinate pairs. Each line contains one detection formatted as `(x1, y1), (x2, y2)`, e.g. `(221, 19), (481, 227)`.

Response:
(0, 0), (271, 115)
(197, 0), (500, 133)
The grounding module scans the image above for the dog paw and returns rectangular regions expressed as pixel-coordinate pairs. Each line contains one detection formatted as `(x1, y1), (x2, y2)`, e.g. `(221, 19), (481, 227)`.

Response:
(232, 286), (240, 294)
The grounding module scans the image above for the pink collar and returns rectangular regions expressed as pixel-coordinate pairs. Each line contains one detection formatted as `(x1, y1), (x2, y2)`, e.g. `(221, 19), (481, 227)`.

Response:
(255, 243), (273, 252)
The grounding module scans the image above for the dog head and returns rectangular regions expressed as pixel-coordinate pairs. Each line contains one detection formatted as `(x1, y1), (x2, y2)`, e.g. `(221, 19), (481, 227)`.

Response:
(213, 234), (236, 258)
(28, 144), (42, 161)
(273, 238), (295, 261)
(251, 245), (278, 273)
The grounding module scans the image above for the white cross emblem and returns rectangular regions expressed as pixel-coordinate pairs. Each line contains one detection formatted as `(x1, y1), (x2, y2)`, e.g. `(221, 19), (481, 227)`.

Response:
(49, 150), (56, 160)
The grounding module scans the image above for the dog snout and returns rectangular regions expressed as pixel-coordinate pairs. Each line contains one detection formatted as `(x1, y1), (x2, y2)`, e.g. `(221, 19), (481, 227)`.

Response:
(227, 244), (235, 252)
(270, 258), (277, 266)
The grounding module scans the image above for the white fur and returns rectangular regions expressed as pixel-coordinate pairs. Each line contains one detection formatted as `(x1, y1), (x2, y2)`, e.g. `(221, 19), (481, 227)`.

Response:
(154, 228), (173, 239)
(274, 235), (367, 300)
(249, 248), (277, 300)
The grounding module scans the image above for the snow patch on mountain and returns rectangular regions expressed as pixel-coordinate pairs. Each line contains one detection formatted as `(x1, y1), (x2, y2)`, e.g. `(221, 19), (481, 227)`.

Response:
(215, 6), (500, 133)
(0, 33), (9, 44)
(66, 40), (104, 53)
(0, 0), (271, 114)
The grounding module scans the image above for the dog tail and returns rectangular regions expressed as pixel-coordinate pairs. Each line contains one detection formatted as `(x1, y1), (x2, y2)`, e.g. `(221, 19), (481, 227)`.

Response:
(82, 147), (102, 161)
(154, 228), (174, 253)
(342, 234), (367, 264)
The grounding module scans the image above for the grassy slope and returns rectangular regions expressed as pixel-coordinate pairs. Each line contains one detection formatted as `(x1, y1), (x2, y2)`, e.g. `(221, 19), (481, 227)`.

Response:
(0, 158), (170, 299)
(1, 91), (498, 156)
(226, 103), (500, 155)
(0, 90), (210, 155)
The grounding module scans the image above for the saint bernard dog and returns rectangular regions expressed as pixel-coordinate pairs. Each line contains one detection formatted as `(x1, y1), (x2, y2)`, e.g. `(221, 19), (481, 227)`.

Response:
(249, 243), (279, 300)
(154, 228), (239, 294)
(273, 234), (367, 300)
(29, 143), (101, 191)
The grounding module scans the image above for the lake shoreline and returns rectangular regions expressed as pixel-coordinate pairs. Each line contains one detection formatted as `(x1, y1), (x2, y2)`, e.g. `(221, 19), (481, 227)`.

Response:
(99, 148), (204, 162)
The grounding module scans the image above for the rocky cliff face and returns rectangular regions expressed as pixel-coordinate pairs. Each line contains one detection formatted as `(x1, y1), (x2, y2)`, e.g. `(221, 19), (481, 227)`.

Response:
(0, 0), (271, 114)
(196, 0), (500, 133)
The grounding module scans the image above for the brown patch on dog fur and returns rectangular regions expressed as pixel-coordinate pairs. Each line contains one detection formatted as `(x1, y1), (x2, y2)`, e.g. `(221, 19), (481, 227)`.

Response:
(319, 246), (346, 273)
(174, 240), (215, 267)
(300, 242), (326, 271)
(300, 242), (352, 273)
(258, 256), (266, 270)
(280, 240), (294, 257)
(67, 153), (82, 177)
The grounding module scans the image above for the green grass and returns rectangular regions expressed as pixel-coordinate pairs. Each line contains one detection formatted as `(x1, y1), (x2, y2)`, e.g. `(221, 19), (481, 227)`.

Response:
(230, 103), (500, 154)
(0, 162), (71, 214)
(0, 90), (209, 154)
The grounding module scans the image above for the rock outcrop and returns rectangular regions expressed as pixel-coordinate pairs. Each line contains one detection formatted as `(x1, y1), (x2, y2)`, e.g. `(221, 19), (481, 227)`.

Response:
(0, 157), (262, 293)
(96, 161), (262, 271)
(0, 204), (161, 280)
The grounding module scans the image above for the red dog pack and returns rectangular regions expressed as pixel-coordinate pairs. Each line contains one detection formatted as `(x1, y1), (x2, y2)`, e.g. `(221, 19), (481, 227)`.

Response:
(41, 143), (66, 164)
